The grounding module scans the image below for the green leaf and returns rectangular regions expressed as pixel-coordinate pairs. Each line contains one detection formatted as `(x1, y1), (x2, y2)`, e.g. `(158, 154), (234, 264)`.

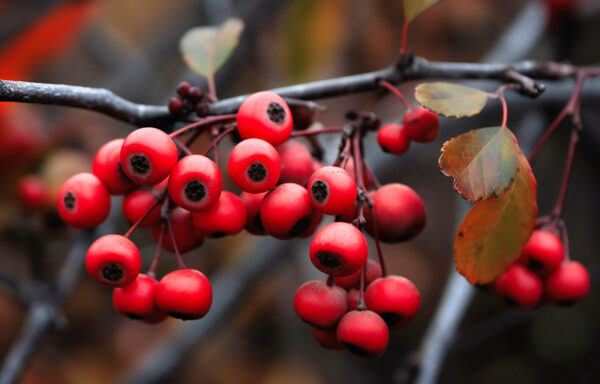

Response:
(415, 82), (489, 118)
(454, 152), (537, 285)
(439, 127), (520, 202)
(180, 18), (244, 79)
(404, 0), (441, 23)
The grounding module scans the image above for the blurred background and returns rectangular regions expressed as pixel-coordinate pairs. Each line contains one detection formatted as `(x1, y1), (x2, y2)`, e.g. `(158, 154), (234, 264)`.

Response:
(1, 0), (600, 383)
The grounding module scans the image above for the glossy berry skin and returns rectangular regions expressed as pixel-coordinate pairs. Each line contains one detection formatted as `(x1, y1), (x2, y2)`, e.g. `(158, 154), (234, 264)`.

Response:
(168, 155), (222, 211)
(17, 175), (47, 211)
(120, 127), (178, 186)
(122, 189), (162, 228)
(112, 274), (164, 321)
(518, 230), (564, 275)
(57, 172), (111, 229)
(365, 183), (426, 243)
(364, 276), (420, 329)
(544, 261), (590, 305)
(402, 106), (440, 143)
(155, 269), (213, 320)
(260, 183), (319, 239)
(193, 191), (247, 238)
(85, 234), (141, 287)
(228, 139), (281, 193)
(377, 123), (411, 155)
(240, 192), (267, 235)
(151, 207), (205, 254)
(294, 280), (347, 329)
(309, 222), (368, 276)
(337, 310), (389, 357)
(311, 327), (343, 350)
(236, 91), (293, 146)
(93, 138), (136, 194)
(493, 264), (543, 309)
(308, 166), (357, 216)
(277, 139), (314, 185)
(334, 259), (383, 290)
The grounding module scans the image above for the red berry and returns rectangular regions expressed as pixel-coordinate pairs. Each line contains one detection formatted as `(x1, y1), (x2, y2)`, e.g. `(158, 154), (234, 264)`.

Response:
(168, 155), (222, 211)
(365, 183), (426, 243)
(311, 327), (343, 350)
(493, 264), (543, 309)
(93, 138), (136, 194)
(402, 106), (440, 143)
(308, 166), (357, 216)
(228, 138), (281, 193)
(192, 191), (247, 237)
(112, 274), (165, 321)
(337, 310), (389, 357)
(122, 189), (162, 228)
(364, 276), (420, 329)
(544, 261), (590, 305)
(151, 207), (204, 253)
(260, 183), (319, 239)
(120, 127), (178, 185)
(276, 139), (314, 185)
(57, 172), (111, 228)
(240, 192), (267, 235)
(309, 222), (368, 276)
(17, 175), (47, 211)
(333, 259), (383, 290)
(294, 280), (347, 329)
(155, 269), (213, 320)
(85, 234), (141, 287)
(237, 91), (293, 146)
(377, 123), (411, 154)
(347, 289), (361, 311)
(518, 230), (564, 275)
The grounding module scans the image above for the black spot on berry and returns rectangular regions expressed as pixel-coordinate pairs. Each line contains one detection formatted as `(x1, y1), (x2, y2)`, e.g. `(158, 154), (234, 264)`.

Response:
(311, 180), (329, 203)
(380, 312), (402, 328)
(247, 162), (267, 182)
(527, 259), (544, 272)
(63, 191), (76, 210)
(130, 154), (150, 175)
(267, 102), (286, 124)
(317, 252), (341, 269)
(102, 263), (123, 282)
(184, 180), (206, 202)
(289, 217), (311, 237)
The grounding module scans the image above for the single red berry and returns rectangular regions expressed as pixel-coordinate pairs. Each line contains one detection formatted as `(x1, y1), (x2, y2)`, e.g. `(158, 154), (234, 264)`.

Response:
(333, 259), (383, 290)
(294, 280), (347, 329)
(308, 166), (357, 216)
(228, 138), (281, 193)
(168, 97), (184, 114)
(236, 91), (293, 146)
(192, 191), (247, 238)
(276, 139), (314, 185)
(122, 189), (162, 228)
(337, 310), (389, 357)
(17, 175), (47, 211)
(112, 274), (164, 321)
(402, 106), (440, 143)
(311, 327), (343, 350)
(85, 234), (141, 287)
(309, 222), (368, 276)
(347, 289), (361, 311)
(120, 127), (178, 185)
(240, 192), (267, 235)
(57, 172), (111, 228)
(260, 183), (319, 239)
(518, 230), (564, 275)
(168, 155), (222, 211)
(151, 207), (205, 253)
(365, 183), (426, 243)
(364, 276), (420, 329)
(377, 123), (411, 154)
(93, 138), (136, 194)
(176, 81), (191, 97)
(544, 261), (590, 305)
(155, 269), (213, 320)
(493, 264), (543, 309)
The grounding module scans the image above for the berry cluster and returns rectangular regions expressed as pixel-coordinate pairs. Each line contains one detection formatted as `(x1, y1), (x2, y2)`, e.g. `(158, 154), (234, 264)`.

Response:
(484, 228), (590, 309)
(377, 106), (440, 155)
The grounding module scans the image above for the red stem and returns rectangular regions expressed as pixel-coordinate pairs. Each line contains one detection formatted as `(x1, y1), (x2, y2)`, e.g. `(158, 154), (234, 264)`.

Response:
(167, 215), (186, 269)
(499, 94), (508, 130)
(401, 21), (409, 55)
(201, 125), (236, 157)
(147, 226), (165, 279)
(123, 195), (164, 238)
(552, 128), (579, 219)
(379, 80), (411, 109)
(168, 114), (236, 138)
(290, 126), (343, 137)
(368, 204), (387, 277)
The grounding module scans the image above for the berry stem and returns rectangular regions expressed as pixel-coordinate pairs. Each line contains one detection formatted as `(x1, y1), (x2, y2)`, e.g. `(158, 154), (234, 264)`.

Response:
(147, 226), (165, 279)
(368, 203), (388, 277)
(290, 126), (343, 137)
(499, 93), (508, 130)
(202, 124), (236, 157)
(401, 21), (409, 55)
(169, 114), (236, 138)
(207, 75), (217, 101)
(357, 263), (367, 310)
(378, 80), (411, 109)
(173, 137), (193, 156)
(551, 127), (579, 220)
(557, 220), (571, 261)
(326, 275), (334, 287)
(167, 215), (187, 269)
(123, 195), (165, 239)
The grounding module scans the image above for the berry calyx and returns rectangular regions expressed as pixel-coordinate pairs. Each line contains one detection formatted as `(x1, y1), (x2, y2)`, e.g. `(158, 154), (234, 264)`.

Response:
(236, 91), (293, 146)
(112, 274), (165, 321)
(544, 261), (590, 305)
(93, 138), (136, 194)
(402, 106), (440, 143)
(57, 172), (111, 228)
(294, 280), (347, 329)
(518, 230), (564, 275)
(364, 276), (420, 329)
(308, 166), (357, 216)
(493, 264), (543, 309)
(228, 138), (281, 193)
(192, 191), (247, 238)
(336, 310), (389, 357)
(85, 234), (141, 287)
(377, 123), (411, 155)
(168, 155), (222, 211)
(155, 269), (213, 320)
(309, 222), (368, 276)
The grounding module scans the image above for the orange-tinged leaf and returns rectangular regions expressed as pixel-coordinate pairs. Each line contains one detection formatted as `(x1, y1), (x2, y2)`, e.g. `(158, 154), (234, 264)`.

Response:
(415, 82), (488, 118)
(454, 152), (537, 285)
(180, 18), (244, 80)
(439, 127), (519, 202)
(404, 0), (441, 23)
